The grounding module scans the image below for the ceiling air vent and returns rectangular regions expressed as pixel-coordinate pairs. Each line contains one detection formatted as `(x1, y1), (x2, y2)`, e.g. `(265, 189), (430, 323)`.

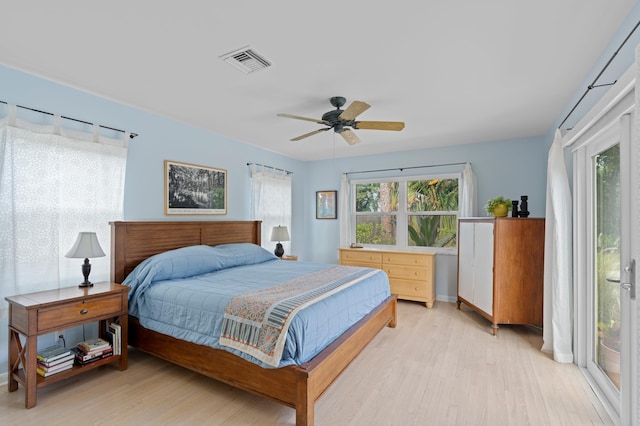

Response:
(220, 46), (272, 74)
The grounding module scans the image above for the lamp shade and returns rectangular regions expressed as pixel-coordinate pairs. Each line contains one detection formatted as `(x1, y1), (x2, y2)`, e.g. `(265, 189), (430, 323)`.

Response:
(270, 226), (290, 242)
(65, 232), (106, 259)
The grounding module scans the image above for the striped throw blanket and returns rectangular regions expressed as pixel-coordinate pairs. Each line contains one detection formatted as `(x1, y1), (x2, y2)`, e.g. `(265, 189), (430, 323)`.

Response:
(219, 265), (379, 367)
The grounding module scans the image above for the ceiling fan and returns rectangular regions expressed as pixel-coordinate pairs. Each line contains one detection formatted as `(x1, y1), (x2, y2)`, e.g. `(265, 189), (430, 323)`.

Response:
(277, 96), (405, 145)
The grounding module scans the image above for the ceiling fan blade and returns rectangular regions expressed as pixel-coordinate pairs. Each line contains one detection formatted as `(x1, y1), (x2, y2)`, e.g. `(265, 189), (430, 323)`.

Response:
(277, 113), (328, 125)
(339, 101), (371, 121)
(290, 127), (330, 141)
(340, 129), (361, 145)
(353, 121), (405, 131)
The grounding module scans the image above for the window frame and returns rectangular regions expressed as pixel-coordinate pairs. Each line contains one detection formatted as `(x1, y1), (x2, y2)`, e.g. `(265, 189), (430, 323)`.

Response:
(350, 172), (460, 254)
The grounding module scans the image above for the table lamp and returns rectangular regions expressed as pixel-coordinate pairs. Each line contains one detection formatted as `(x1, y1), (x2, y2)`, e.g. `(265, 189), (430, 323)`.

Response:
(270, 225), (289, 257)
(65, 232), (106, 287)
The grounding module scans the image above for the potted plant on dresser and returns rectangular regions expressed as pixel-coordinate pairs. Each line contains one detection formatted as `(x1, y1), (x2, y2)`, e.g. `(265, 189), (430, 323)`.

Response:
(484, 196), (512, 217)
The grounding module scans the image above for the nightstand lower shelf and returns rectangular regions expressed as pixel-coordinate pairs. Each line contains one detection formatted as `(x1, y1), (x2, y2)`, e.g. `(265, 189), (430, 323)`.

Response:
(12, 354), (121, 388)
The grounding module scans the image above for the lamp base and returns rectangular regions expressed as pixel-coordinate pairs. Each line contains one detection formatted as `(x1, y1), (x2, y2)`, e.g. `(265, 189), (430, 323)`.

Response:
(274, 243), (284, 258)
(79, 258), (94, 288)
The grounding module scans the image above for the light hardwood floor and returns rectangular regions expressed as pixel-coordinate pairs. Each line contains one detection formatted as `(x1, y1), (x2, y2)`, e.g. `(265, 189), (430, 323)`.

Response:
(1, 302), (612, 425)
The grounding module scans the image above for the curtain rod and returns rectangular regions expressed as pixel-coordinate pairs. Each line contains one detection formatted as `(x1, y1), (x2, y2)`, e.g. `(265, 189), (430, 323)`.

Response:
(0, 100), (138, 139)
(344, 162), (468, 175)
(246, 162), (293, 175)
(558, 19), (640, 129)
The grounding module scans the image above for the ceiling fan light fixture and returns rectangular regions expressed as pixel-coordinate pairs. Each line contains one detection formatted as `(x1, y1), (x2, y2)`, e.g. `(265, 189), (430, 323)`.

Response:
(219, 45), (272, 74)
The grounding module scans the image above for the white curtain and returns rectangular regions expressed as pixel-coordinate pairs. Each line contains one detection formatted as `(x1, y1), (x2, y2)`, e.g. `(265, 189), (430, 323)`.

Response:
(460, 162), (478, 217)
(541, 129), (573, 363)
(0, 104), (128, 318)
(339, 174), (351, 248)
(250, 165), (292, 254)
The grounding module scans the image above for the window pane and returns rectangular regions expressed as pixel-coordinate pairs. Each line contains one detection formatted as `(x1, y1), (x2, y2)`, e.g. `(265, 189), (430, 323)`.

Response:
(356, 182), (398, 212)
(408, 215), (457, 247)
(594, 144), (621, 390)
(408, 179), (458, 212)
(356, 215), (397, 245)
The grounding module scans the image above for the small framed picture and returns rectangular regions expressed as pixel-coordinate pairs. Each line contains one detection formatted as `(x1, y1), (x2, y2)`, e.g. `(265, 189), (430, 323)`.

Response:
(165, 160), (227, 215)
(316, 190), (337, 219)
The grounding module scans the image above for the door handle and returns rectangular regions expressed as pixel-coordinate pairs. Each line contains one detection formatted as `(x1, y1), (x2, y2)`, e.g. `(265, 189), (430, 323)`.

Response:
(621, 259), (636, 300)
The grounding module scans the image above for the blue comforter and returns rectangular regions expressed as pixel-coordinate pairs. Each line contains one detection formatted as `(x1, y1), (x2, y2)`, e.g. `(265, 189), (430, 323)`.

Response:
(122, 244), (390, 368)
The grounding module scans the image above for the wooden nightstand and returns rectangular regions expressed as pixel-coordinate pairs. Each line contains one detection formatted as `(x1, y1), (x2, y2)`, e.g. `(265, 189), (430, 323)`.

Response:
(281, 255), (298, 261)
(5, 282), (129, 408)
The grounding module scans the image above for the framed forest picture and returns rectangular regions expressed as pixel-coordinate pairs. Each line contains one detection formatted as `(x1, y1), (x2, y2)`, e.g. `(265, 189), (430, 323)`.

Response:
(165, 160), (227, 215)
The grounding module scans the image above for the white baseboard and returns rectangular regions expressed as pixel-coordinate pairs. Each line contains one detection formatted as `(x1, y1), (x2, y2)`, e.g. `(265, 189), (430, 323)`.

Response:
(436, 295), (458, 304)
(0, 371), (7, 387)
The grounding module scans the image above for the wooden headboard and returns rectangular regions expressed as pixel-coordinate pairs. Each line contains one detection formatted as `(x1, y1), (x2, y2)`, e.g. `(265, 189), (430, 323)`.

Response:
(110, 221), (262, 283)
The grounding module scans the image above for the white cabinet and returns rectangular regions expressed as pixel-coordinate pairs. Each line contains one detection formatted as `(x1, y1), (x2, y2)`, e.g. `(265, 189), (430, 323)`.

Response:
(458, 220), (494, 316)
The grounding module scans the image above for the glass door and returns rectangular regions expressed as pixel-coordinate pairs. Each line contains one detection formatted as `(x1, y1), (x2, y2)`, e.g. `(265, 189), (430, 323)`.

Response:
(582, 113), (634, 423)
(593, 142), (621, 389)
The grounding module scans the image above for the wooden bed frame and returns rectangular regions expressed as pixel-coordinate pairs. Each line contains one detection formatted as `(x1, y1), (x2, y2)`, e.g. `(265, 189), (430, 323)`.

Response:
(110, 221), (397, 426)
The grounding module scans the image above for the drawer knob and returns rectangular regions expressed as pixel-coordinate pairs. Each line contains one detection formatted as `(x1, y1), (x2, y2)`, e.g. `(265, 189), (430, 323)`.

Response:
(80, 308), (88, 315)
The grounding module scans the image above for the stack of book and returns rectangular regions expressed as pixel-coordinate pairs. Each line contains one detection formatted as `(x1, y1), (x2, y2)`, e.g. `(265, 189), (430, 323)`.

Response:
(37, 345), (74, 377)
(72, 337), (113, 365)
(107, 322), (122, 355)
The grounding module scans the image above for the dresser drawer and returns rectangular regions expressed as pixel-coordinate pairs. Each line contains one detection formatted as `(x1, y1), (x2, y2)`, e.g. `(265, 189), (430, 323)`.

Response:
(343, 261), (383, 269)
(37, 294), (123, 332)
(390, 278), (431, 299)
(383, 252), (433, 269)
(340, 250), (383, 264)
(383, 265), (431, 282)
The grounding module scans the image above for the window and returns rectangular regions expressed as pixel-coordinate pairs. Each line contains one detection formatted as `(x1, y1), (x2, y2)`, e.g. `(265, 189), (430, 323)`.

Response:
(249, 165), (292, 253)
(352, 174), (459, 250)
(0, 107), (128, 314)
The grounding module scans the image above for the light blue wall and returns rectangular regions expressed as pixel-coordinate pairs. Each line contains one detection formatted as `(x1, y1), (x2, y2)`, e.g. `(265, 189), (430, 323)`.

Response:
(303, 136), (547, 263)
(0, 63), (547, 275)
(0, 65), (307, 255)
(302, 137), (548, 301)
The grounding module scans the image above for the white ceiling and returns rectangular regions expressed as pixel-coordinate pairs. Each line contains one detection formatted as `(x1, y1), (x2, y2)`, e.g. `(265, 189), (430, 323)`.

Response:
(0, 1), (636, 161)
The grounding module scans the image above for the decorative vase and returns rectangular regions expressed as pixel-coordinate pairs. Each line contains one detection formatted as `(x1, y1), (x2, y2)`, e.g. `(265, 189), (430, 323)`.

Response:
(518, 195), (530, 218)
(493, 204), (508, 217)
(511, 200), (519, 217)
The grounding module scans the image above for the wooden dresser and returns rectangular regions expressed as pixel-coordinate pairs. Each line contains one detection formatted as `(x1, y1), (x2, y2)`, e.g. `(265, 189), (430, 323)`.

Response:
(339, 248), (436, 308)
(457, 217), (545, 335)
